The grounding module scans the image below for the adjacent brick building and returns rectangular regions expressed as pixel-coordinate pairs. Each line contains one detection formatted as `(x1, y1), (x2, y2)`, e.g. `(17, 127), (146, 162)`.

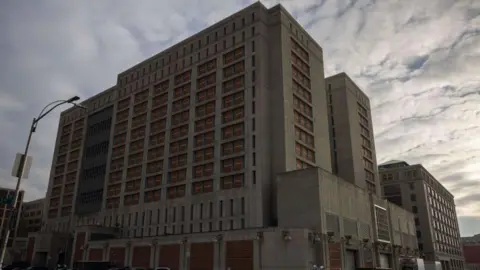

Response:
(462, 234), (480, 270)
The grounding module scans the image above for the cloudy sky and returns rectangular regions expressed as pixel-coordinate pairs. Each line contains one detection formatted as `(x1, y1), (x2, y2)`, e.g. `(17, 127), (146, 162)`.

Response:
(0, 0), (479, 235)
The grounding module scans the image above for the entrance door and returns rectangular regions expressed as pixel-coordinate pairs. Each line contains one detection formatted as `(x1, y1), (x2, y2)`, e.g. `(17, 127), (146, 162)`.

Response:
(344, 250), (356, 270)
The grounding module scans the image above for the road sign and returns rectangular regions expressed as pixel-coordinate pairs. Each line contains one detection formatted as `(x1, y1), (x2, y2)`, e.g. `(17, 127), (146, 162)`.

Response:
(11, 153), (33, 179)
(0, 197), (14, 205)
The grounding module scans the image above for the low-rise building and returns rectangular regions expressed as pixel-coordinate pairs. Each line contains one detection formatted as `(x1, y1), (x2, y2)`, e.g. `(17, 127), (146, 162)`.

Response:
(462, 234), (480, 270)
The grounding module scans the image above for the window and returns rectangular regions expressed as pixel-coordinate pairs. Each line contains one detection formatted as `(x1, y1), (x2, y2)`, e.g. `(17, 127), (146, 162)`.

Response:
(411, 194), (417, 202)
(192, 180), (214, 194)
(222, 123), (244, 139)
(221, 173), (244, 189)
(193, 163), (214, 178)
(222, 156), (244, 172)
(167, 185), (186, 199)
(412, 206), (418, 213)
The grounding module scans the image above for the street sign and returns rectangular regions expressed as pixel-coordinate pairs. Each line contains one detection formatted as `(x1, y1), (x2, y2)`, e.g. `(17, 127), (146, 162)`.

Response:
(11, 153), (33, 179)
(0, 196), (14, 205)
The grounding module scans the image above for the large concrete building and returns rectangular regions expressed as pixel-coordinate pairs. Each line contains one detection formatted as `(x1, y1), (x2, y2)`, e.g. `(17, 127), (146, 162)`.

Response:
(26, 2), (418, 269)
(379, 160), (465, 270)
(326, 73), (380, 196)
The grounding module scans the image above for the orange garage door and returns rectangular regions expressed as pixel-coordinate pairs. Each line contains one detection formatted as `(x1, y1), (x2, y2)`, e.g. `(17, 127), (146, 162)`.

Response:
(159, 244), (180, 270)
(190, 243), (214, 270)
(225, 240), (253, 270)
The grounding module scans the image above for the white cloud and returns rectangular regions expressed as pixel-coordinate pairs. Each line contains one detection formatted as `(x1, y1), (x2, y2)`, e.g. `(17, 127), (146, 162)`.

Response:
(0, 0), (479, 234)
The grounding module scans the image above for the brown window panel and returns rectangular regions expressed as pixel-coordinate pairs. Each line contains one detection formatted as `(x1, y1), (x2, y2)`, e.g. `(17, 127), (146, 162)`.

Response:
(111, 145), (125, 159)
(223, 75), (244, 94)
(125, 179), (141, 192)
(55, 165), (65, 175)
(169, 169), (187, 184)
(193, 163), (214, 178)
(291, 51), (310, 75)
(60, 134), (70, 145)
(222, 107), (244, 124)
(222, 91), (244, 109)
(291, 37), (309, 61)
(222, 123), (244, 140)
(144, 189), (161, 202)
(117, 97), (131, 111)
(146, 160), (163, 174)
(62, 195), (73, 205)
(115, 121), (128, 135)
(135, 89), (149, 104)
(223, 61), (245, 78)
(146, 174), (162, 188)
(194, 131), (214, 147)
(57, 154), (67, 164)
(149, 132), (166, 147)
(127, 165), (142, 179)
(221, 173), (244, 189)
(151, 105), (168, 121)
(153, 80), (169, 96)
(152, 93), (168, 108)
(132, 113), (147, 128)
(175, 70), (192, 85)
(194, 147), (214, 162)
(66, 172), (77, 183)
(198, 59), (216, 76)
(71, 139), (82, 149)
(293, 96), (313, 117)
(124, 193), (140, 206)
(295, 127), (314, 147)
(74, 119), (85, 130)
(72, 129), (83, 140)
(195, 116), (215, 133)
(167, 185), (186, 199)
(53, 176), (63, 186)
(107, 197), (120, 209)
(61, 123), (72, 134)
(173, 84), (191, 99)
(129, 139), (144, 153)
(295, 142), (315, 162)
(169, 154), (187, 169)
(294, 111), (313, 132)
(67, 161), (78, 172)
(58, 144), (68, 154)
(172, 96), (190, 113)
(116, 110), (129, 123)
(192, 179), (214, 194)
(197, 73), (216, 90)
(64, 183), (75, 193)
(109, 171), (123, 183)
(170, 139), (188, 154)
(292, 66), (311, 89)
(150, 119), (167, 135)
(50, 198), (60, 207)
(110, 157), (125, 171)
(69, 150), (80, 160)
(222, 156), (244, 173)
(128, 153), (143, 166)
(171, 110), (190, 126)
(223, 46), (244, 64)
(196, 87), (216, 103)
(148, 146), (164, 160)
(296, 159), (312, 169)
(51, 187), (62, 197)
(113, 133), (127, 146)
(107, 184), (122, 197)
(293, 81), (312, 103)
(170, 124), (189, 140)
(133, 101), (148, 116)
(195, 101), (215, 117)
(221, 139), (244, 156)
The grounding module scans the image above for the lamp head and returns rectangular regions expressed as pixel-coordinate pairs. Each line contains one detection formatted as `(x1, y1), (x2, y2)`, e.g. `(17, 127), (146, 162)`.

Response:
(66, 96), (80, 103)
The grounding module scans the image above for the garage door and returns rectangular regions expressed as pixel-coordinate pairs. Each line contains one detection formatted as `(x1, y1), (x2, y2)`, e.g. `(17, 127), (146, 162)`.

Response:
(225, 240), (253, 270)
(190, 243), (214, 270)
(109, 247), (126, 267)
(132, 246), (151, 270)
(159, 244), (180, 270)
(344, 250), (356, 270)
(88, 248), (103, 261)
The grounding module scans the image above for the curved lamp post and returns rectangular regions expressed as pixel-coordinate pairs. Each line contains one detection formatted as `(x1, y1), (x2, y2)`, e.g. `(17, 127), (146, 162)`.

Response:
(0, 96), (86, 266)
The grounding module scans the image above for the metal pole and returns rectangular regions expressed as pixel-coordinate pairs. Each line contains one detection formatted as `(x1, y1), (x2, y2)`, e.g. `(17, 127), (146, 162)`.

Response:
(0, 118), (35, 266)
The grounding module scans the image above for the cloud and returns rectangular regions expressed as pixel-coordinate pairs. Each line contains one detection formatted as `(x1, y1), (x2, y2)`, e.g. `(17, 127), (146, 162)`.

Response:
(0, 0), (479, 235)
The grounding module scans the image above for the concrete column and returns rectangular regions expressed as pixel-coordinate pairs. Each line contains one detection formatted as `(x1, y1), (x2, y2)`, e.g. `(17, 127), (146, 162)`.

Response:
(253, 239), (261, 270)
(150, 244), (156, 268)
(180, 242), (189, 270)
(126, 242), (132, 267)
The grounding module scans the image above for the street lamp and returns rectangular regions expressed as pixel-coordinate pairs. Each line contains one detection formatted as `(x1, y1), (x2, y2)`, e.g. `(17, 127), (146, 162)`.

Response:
(0, 96), (86, 266)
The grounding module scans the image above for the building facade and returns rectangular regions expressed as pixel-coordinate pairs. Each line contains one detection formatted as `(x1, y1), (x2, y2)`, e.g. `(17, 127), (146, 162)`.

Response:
(326, 73), (380, 196)
(379, 160), (464, 270)
(27, 2), (421, 269)
(462, 234), (480, 270)
(0, 188), (24, 247)
(18, 198), (44, 237)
